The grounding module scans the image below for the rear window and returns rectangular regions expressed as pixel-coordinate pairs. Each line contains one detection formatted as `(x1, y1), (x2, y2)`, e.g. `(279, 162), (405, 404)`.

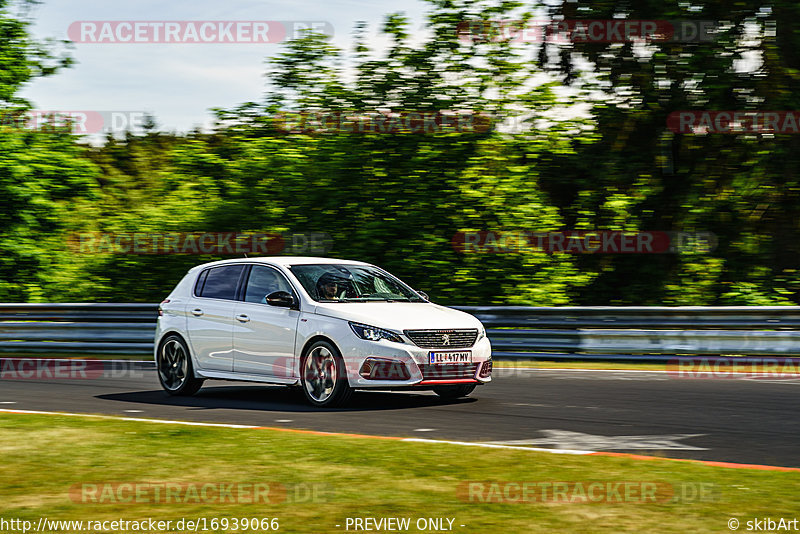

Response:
(196, 265), (245, 300)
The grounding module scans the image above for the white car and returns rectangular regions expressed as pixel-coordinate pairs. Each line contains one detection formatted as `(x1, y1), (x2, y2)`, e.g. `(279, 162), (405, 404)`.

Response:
(155, 257), (492, 406)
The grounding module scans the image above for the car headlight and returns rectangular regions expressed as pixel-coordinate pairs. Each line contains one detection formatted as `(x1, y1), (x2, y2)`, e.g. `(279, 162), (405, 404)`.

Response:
(349, 322), (404, 343)
(477, 325), (486, 341)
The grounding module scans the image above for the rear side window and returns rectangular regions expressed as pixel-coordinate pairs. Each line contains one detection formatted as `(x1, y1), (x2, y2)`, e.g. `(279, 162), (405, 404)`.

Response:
(194, 270), (209, 296)
(196, 265), (245, 300)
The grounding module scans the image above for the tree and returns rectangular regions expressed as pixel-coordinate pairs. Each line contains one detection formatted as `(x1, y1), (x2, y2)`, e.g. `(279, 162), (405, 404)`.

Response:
(533, 0), (800, 304)
(0, 0), (72, 109)
(0, 0), (98, 301)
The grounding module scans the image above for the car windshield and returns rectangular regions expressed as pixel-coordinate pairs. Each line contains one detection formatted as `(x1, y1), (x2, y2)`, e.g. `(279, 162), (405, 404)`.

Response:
(289, 264), (425, 302)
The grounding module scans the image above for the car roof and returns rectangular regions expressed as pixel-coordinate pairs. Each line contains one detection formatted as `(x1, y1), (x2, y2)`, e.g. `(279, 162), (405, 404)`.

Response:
(188, 257), (372, 271)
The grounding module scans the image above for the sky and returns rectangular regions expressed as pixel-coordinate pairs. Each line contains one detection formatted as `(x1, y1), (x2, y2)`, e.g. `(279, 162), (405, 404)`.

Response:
(19, 0), (431, 135)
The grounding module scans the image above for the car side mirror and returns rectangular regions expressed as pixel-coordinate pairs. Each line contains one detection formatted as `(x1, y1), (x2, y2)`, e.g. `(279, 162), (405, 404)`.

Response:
(417, 291), (430, 301)
(266, 291), (296, 308)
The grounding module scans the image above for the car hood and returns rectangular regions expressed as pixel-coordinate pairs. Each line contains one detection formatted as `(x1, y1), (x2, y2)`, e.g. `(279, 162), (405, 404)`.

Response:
(312, 301), (482, 331)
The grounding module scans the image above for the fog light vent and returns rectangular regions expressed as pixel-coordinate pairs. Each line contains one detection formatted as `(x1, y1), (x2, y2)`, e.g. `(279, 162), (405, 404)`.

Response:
(359, 358), (410, 380)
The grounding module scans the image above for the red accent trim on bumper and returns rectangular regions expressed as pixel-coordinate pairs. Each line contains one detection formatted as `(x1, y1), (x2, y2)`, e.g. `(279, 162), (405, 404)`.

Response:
(418, 379), (479, 385)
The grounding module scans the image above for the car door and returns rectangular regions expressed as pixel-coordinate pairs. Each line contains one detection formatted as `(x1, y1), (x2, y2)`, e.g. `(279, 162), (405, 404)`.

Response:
(233, 264), (300, 379)
(185, 264), (246, 372)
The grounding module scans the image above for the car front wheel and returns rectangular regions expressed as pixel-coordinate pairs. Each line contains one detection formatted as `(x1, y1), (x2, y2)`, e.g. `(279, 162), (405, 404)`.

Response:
(300, 340), (353, 407)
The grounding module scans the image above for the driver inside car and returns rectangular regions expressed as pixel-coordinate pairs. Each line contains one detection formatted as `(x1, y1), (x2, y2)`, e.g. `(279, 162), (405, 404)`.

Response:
(316, 272), (346, 300)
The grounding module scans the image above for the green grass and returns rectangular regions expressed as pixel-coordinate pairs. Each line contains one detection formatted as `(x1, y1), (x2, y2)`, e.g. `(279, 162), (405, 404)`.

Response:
(493, 360), (670, 371)
(1, 413), (798, 533)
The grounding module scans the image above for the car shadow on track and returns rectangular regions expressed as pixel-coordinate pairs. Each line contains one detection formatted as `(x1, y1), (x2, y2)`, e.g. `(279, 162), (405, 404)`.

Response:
(96, 384), (478, 413)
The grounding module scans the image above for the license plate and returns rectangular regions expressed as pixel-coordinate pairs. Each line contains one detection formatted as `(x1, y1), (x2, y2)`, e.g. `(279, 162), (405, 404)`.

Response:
(429, 351), (472, 364)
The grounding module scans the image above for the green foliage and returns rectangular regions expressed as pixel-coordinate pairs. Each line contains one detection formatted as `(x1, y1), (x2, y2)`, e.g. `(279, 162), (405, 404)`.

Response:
(0, 0), (798, 305)
(532, 0), (800, 304)
(0, 128), (99, 300)
(0, 0), (72, 109)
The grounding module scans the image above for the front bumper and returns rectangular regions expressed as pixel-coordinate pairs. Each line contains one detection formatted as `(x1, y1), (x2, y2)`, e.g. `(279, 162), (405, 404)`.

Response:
(340, 336), (492, 388)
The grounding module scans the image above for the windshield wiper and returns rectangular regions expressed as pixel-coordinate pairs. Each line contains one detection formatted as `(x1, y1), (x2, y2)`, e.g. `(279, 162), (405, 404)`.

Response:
(358, 294), (412, 302)
(319, 296), (417, 302)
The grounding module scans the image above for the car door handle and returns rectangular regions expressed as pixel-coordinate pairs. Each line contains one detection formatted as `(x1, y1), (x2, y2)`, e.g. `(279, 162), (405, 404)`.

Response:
(191, 309), (203, 316)
(236, 314), (250, 323)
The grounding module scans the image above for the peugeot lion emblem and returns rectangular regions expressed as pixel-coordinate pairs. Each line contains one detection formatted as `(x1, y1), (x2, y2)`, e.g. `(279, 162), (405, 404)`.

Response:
(442, 333), (451, 346)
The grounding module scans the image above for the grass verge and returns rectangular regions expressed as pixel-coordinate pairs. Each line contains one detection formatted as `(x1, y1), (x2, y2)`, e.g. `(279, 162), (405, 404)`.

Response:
(493, 360), (670, 371)
(1, 413), (798, 533)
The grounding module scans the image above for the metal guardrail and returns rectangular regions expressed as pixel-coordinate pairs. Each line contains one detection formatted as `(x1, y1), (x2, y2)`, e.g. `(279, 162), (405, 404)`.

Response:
(1, 303), (800, 361)
(451, 306), (800, 361)
(0, 304), (156, 354)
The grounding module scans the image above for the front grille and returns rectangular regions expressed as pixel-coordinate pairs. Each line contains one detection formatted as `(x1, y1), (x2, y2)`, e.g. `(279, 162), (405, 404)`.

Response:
(404, 329), (478, 348)
(419, 363), (479, 380)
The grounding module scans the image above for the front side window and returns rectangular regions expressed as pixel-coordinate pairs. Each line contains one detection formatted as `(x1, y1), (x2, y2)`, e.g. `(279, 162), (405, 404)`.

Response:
(289, 264), (424, 302)
(197, 265), (245, 300)
(244, 265), (295, 303)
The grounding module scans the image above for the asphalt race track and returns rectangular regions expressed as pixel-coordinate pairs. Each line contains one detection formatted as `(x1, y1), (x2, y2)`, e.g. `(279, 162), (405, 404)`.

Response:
(1, 362), (798, 468)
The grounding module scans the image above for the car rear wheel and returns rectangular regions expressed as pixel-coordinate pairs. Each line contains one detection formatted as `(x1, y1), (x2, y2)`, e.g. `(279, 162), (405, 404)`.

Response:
(157, 335), (204, 396)
(433, 384), (476, 399)
(300, 340), (353, 407)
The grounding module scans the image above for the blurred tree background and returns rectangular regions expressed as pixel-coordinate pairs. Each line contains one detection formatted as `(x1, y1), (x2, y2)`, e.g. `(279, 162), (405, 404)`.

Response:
(0, 0), (798, 305)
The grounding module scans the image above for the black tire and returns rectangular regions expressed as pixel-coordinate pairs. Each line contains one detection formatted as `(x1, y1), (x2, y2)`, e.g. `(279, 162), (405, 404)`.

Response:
(286, 384), (306, 402)
(433, 384), (476, 399)
(300, 340), (353, 407)
(157, 335), (204, 396)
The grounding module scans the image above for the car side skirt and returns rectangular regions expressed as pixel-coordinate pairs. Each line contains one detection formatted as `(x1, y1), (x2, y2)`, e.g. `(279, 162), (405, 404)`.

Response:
(195, 369), (300, 386)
